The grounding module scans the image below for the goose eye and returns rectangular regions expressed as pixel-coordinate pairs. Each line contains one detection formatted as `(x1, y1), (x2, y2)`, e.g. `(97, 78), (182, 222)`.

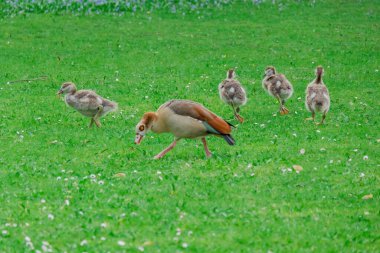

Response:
(139, 125), (145, 131)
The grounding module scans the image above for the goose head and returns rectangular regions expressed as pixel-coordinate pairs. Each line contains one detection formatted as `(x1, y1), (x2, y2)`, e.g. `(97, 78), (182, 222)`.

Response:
(135, 112), (157, 144)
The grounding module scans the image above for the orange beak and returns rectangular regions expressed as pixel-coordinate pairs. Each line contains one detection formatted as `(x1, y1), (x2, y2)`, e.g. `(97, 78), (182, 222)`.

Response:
(135, 134), (144, 144)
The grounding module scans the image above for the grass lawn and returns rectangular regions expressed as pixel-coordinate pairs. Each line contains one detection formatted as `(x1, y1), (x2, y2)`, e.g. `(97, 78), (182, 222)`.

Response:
(0, 0), (379, 252)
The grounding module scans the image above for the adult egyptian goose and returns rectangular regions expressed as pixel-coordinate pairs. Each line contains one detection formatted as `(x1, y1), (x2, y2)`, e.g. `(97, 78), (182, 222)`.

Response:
(218, 69), (247, 123)
(57, 82), (118, 127)
(135, 99), (235, 159)
(305, 66), (330, 124)
(262, 66), (293, 115)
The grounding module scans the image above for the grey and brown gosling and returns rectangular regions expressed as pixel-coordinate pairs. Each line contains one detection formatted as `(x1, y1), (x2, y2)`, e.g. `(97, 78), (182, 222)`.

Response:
(305, 66), (330, 124)
(262, 66), (293, 115)
(218, 69), (247, 123)
(57, 82), (118, 127)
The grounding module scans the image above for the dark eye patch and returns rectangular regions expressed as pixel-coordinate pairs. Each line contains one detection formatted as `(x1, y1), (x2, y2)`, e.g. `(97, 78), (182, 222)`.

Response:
(139, 125), (145, 131)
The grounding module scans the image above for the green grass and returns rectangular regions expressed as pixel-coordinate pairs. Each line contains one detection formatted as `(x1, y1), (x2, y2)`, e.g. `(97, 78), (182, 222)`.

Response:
(0, 1), (379, 252)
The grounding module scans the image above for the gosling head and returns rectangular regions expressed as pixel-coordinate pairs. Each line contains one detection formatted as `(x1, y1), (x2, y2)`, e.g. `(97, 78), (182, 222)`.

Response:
(57, 82), (77, 95)
(135, 112), (157, 144)
(226, 69), (236, 79)
(316, 66), (324, 76)
(264, 66), (276, 77)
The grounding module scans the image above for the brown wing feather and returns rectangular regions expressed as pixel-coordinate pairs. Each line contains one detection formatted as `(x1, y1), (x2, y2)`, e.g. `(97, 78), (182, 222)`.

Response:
(165, 100), (231, 135)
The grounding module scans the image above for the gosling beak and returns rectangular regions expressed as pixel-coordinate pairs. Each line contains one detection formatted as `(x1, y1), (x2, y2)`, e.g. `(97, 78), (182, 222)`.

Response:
(57, 89), (63, 96)
(135, 134), (144, 145)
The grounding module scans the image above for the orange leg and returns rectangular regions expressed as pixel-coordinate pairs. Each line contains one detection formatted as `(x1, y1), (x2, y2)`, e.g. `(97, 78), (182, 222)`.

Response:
(305, 111), (315, 121)
(89, 118), (95, 128)
(201, 137), (212, 158)
(232, 106), (244, 123)
(317, 111), (327, 125)
(277, 97), (289, 115)
(154, 139), (178, 159)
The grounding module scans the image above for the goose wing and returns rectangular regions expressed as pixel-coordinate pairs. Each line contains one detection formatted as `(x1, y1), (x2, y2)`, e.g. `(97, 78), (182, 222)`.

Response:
(163, 100), (232, 135)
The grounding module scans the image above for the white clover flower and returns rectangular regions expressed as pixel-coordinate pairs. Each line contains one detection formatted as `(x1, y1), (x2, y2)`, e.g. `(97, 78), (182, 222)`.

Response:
(182, 242), (189, 248)
(80, 240), (88, 246)
(48, 214), (54, 220)
(363, 155), (369, 160)
(299, 149), (305, 155)
(118, 240), (126, 246)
